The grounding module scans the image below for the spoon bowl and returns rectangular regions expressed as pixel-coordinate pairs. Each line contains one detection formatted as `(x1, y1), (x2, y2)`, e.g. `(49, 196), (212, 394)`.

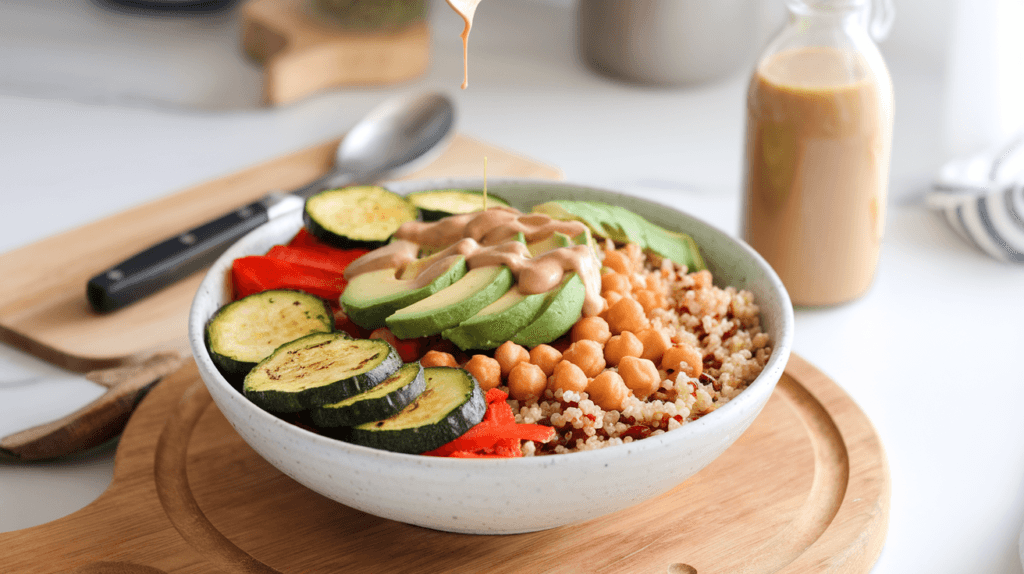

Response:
(293, 92), (456, 194)
(339, 92), (456, 180)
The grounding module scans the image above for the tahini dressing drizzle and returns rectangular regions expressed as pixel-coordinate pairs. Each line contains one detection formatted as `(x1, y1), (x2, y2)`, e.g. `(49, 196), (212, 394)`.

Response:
(445, 0), (481, 89)
(344, 207), (604, 317)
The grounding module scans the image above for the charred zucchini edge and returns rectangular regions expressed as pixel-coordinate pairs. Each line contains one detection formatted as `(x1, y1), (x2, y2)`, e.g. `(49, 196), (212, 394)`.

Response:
(311, 362), (426, 427)
(205, 289), (334, 386)
(243, 333), (402, 413)
(303, 186), (418, 249)
(347, 367), (485, 454)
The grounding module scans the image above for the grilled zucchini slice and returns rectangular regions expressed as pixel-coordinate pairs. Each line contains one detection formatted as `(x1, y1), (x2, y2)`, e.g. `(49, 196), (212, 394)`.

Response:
(311, 362), (426, 428)
(348, 367), (485, 454)
(204, 290), (333, 385)
(304, 186), (418, 249)
(243, 333), (402, 413)
(406, 189), (511, 221)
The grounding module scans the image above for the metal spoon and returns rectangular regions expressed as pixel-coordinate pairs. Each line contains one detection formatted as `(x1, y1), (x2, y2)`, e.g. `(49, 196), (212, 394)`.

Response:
(86, 92), (456, 313)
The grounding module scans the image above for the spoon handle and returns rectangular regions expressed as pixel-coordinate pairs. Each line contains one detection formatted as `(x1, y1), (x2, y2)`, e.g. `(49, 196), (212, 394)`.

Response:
(86, 194), (303, 313)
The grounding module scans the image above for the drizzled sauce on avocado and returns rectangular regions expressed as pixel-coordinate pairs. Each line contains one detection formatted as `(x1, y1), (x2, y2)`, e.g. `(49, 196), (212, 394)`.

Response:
(344, 207), (604, 317)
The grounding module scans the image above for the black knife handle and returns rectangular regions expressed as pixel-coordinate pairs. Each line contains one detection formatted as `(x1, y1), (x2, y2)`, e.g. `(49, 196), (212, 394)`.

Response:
(86, 200), (271, 313)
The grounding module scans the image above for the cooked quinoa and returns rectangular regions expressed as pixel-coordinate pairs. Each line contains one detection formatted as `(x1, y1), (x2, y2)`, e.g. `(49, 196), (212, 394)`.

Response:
(489, 241), (772, 455)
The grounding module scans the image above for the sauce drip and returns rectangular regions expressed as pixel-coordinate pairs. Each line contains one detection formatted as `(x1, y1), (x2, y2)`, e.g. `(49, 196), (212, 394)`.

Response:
(446, 0), (481, 89)
(346, 208), (604, 317)
(343, 240), (418, 280)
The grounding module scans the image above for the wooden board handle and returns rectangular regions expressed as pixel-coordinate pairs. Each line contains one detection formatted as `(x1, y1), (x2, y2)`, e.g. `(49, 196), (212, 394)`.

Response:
(0, 352), (185, 460)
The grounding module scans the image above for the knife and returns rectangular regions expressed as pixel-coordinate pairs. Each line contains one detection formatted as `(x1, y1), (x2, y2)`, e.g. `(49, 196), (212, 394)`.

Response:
(86, 92), (456, 313)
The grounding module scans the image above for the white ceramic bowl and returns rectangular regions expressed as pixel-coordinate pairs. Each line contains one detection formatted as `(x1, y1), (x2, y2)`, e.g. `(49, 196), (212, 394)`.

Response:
(188, 179), (794, 534)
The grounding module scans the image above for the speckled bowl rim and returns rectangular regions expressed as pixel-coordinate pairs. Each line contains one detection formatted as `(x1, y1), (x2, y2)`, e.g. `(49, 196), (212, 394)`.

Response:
(188, 178), (794, 470)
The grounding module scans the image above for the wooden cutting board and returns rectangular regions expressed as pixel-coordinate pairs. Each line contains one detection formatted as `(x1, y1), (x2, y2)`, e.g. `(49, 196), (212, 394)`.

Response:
(241, 0), (432, 105)
(0, 134), (561, 373)
(0, 354), (888, 573)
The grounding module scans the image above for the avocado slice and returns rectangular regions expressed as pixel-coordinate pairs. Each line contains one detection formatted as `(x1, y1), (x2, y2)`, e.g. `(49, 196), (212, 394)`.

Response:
(340, 255), (467, 329)
(532, 200), (705, 271)
(442, 286), (548, 350)
(526, 231), (572, 257)
(512, 272), (586, 348)
(386, 265), (515, 339)
(442, 231), (587, 350)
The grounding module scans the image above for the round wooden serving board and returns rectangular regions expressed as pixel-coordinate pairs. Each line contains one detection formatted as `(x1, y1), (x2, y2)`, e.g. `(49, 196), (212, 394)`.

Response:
(0, 354), (889, 573)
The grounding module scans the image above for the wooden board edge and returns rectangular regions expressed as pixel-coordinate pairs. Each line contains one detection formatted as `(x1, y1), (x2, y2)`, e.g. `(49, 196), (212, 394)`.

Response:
(0, 353), (890, 574)
(780, 355), (890, 573)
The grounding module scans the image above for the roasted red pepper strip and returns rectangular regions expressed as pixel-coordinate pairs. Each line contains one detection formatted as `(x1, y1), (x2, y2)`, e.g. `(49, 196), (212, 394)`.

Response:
(424, 388), (555, 457)
(231, 256), (347, 301)
(266, 245), (369, 275)
(482, 388), (516, 424)
(369, 328), (425, 363)
(287, 228), (333, 252)
(447, 452), (507, 458)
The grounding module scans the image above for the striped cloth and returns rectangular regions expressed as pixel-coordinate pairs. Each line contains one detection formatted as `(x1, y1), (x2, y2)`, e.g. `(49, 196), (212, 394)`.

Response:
(928, 133), (1024, 263)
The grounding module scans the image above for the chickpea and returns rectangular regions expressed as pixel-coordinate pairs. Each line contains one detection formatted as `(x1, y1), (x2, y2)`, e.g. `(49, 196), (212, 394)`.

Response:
(635, 289), (663, 314)
(661, 344), (703, 378)
(604, 331), (643, 366)
(603, 249), (632, 274)
(603, 291), (625, 310)
(420, 350), (458, 368)
(508, 362), (547, 402)
(636, 328), (671, 364)
(550, 360), (588, 393)
(628, 274), (646, 292)
(587, 371), (630, 411)
(562, 339), (606, 378)
(495, 341), (530, 379)
(464, 354), (501, 391)
(605, 297), (649, 335)
(618, 356), (661, 400)
(601, 271), (631, 295)
(529, 344), (563, 376)
(571, 316), (612, 345)
(623, 243), (643, 265)
(644, 273), (665, 293)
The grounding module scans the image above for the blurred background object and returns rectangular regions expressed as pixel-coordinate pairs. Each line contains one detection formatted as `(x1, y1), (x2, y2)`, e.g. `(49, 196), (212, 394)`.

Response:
(313, 0), (428, 30)
(102, 0), (238, 11)
(241, 0), (431, 105)
(0, 0), (263, 109)
(576, 0), (757, 86)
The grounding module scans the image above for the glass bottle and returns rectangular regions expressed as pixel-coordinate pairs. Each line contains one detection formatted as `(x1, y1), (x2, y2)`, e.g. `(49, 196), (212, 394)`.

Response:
(741, 0), (895, 306)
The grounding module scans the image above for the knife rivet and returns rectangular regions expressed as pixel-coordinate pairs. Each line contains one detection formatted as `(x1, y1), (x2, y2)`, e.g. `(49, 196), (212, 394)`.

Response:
(237, 207), (253, 218)
(107, 269), (124, 282)
(179, 233), (197, 245)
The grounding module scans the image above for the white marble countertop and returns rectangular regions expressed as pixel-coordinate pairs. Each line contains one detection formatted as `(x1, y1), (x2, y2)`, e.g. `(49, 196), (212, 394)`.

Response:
(1, 1), (1023, 572)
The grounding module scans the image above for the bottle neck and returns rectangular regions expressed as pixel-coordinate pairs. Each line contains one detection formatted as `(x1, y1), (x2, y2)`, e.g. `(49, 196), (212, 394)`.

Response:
(787, 0), (868, 28)
(786, 0), (893, 41)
